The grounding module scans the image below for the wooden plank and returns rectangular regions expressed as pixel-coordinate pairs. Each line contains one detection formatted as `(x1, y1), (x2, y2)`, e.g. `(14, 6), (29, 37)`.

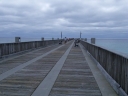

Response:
(0, 45), (60, 75)
(49, 46), (102, 96)
(0, 43), (72, 96)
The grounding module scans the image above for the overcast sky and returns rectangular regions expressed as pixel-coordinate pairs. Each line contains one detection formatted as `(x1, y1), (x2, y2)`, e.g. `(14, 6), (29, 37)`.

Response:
(0, 0), (128, 38)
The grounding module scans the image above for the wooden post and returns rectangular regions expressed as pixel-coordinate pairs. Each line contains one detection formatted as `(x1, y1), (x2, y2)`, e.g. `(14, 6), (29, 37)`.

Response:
(15, 37), (20, 43)
(91, 38), (95, 44)
(41, 38), (44, 41)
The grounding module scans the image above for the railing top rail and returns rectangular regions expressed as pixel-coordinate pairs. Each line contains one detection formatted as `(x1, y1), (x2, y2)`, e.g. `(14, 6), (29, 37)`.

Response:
(0, 39), (60, 44)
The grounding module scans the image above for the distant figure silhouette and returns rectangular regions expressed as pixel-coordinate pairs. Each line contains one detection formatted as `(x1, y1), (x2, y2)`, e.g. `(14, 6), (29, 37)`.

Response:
(59, 40), (62, 44)
(64, 37), (67, 44)
(74, 39), (80, 47)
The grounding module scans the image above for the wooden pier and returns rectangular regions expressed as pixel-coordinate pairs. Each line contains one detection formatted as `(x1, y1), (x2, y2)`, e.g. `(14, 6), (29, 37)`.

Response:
(0, 41), (118, 96)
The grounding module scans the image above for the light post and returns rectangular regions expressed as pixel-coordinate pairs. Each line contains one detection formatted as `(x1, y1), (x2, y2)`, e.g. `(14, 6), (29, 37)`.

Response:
(80, 32), (82, 40)
(61, 31), (62, 39)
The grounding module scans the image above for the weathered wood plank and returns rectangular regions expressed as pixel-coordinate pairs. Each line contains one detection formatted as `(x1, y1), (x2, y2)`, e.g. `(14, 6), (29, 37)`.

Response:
(0, 45), (60, 74)
(0, 44), (72, 96)
(49, 46), (102, 96)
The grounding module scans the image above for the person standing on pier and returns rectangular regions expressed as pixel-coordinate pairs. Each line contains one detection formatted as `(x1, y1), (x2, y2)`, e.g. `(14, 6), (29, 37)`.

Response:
(64, 37), (67, 44)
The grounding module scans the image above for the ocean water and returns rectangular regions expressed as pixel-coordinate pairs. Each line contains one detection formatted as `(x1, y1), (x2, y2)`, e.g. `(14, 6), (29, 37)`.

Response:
(0, 37), (15, 43)
(0, 38), (128, 57)
(88, 39), (128, 57)
(0, 37), (53, 43)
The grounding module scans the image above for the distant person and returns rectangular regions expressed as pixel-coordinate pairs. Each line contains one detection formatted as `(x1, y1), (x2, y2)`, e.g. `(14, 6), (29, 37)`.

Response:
(64, 37), (67, 44)
(59, 40), (62, 44)
(74, 39), (79, 47)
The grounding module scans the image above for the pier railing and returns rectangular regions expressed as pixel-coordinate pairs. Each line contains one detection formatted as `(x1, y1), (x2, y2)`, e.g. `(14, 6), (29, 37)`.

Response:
(0, 40), (60, 59)
(81, 40), (128, 95)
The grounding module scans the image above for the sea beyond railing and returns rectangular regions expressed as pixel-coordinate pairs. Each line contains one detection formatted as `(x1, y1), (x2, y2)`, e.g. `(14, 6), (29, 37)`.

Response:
(0, 37), (59, 44)
(1, 37), (128, 57)
(86, 38), (128, 57)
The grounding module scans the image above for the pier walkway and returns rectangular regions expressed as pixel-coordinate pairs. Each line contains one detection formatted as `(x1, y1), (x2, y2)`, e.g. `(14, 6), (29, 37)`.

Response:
(0, 41), (118, 96)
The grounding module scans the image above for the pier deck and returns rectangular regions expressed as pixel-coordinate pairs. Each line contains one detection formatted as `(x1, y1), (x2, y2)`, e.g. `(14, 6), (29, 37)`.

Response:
(0, 41), (118, 96)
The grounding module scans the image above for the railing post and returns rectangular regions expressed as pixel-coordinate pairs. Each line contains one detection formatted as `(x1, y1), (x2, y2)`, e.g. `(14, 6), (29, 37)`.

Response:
(91, 38), (95, 44)
(41, 38), (44, 41)
(41, 38), (44, 47)
(15, 37), (21, 43)
(52, 38), (54, 44)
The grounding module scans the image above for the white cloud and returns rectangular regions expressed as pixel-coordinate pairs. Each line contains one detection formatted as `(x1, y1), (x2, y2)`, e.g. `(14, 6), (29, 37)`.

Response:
(100, 6), (119, 13)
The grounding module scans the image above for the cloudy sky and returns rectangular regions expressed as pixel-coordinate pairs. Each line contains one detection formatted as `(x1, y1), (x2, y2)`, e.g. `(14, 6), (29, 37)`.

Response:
(0, 0), (128, 38)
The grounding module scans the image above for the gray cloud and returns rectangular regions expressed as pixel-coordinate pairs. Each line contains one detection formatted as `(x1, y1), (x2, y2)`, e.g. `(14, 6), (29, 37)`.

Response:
(0, 0), (128, 38)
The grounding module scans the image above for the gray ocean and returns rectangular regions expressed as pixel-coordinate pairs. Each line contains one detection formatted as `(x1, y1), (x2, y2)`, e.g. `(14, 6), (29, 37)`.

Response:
(0, 37), (52, 43)
(0, 37), (128, 57)
(87, 39), (128, 57)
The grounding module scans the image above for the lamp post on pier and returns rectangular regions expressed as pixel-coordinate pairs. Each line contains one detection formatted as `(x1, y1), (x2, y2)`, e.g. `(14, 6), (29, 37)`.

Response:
(80, 32), (82, 40)
(61, 31), (62, 39)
